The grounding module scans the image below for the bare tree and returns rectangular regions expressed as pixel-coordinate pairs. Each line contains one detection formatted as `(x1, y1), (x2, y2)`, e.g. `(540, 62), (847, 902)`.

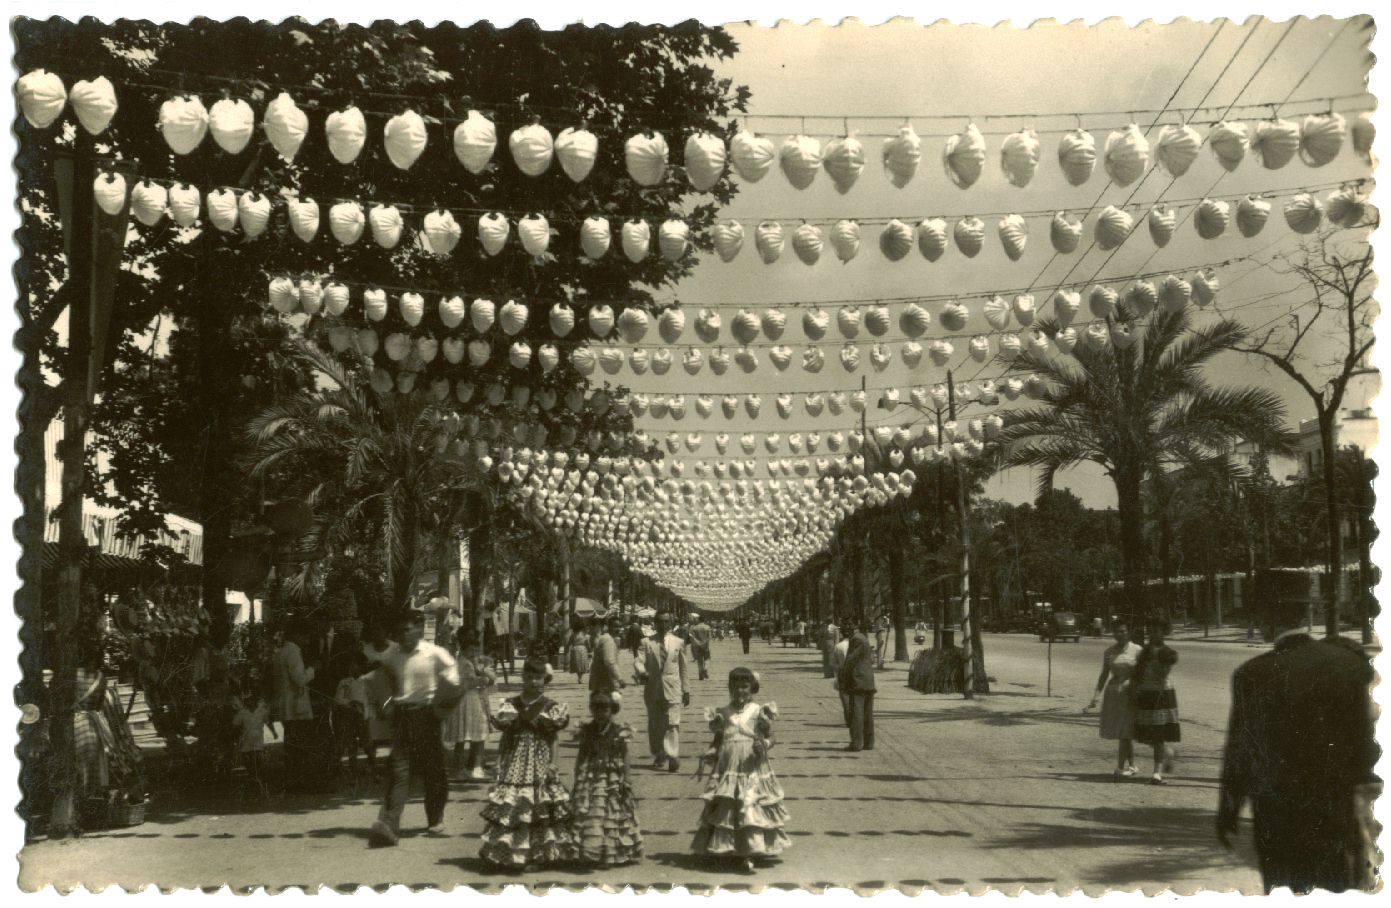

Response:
(1236, 226), (1377, 640)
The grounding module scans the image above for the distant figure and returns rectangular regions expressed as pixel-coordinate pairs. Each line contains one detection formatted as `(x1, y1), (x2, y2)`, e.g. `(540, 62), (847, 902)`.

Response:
(736, 619), (753, 654)
(269, 625), (315, 785)
(1132, 626), (1180, 785)
(567, 620), (591, 685)
(795, 619), (807, 646)
(838, 627), (876, 751)
(873, 617), (889, 669)
(589, 616), (624, 696)
(820, 619), (840, 679)
(1087, 621), (1140, 780)
(624, 620), (644, 659)
(635, 617), (690, 772)
(688, 616), (713, 681)
(1217, 599), (1378, 894)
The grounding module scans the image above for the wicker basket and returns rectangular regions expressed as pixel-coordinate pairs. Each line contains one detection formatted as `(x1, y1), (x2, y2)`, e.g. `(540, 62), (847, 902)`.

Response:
(107, 799), (146, 828)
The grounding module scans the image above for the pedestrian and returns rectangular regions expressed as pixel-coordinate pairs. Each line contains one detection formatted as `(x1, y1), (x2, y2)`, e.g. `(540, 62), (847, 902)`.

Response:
(566, 619), (591, 685)
(589, 616), (624, 696)
(759, 618), (773, 645)
(332, 654), (374, 781)
(736, 619), (753, 654)
(691, 667), (789, 872)
(1216, 598), (1378, 894)
(838, 627), (876, 752)
(232, 687), (275, 798)
(624, 619), (644, 659)
(819, 619), (839, 679)
(635, 616), (690, 772)
(1087, 619), (1141, 780)
(269, 624), (315, 788)
(570, 689), (643, 867)
(873, 617), (889, 669)
(688, 615), (713, 681)
(479, 656), (576, 869)
(444, 633), (494, 781)
(368, 611), (461, 847)
(1132, 625), (1180, 785)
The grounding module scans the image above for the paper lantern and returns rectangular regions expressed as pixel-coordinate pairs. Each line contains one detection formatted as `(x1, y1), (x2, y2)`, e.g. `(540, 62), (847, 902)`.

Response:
(864, 305), (891, 337)
(1000, 127), (1041, 187)
(755, 221), (785, 264)
(1191, 268), (1220, 307)
(940, 301), (969, 332)
(1236, 195), (1271, 237)
(478, 213), (510, 256)
(1089, 284), (1118, 319)
(928, 340), (954, 367)
(790, 223), (823, 265)
(917, 218), (948, 261)
(470, 298), (497, 333)
(1053, 290), (1081, 325)
(1299, 112), (1345, 167)
(326, 105), (367, 164)
(16, 70), (66, 129)
(881, 124), (922, 187)
(836, 306), (862, 339)
(130, 181), (168, 226)
(779, 135), (823, 189)
(770, 344), (793, 370)
(268, 277), (297, 314)
(288, 197), (320, 243)
(453, 110), (496, 173)
(1148, 205), (1177, 248)
(570, 346), (597, 376)
(364, 288), (389, 322)
(510, 122), (554, 176)
(1327, 186), (1368, 227)
(803, 308), (829, 340)
(1252, 118), (1299, 169)
(998, 214), (1028, 261)
(1104, 124), (1150, 186)
(1095, 205), (1133, 250)
(1083, 323), (1111, 352)
(384, 332), (411, 362)
(953, 217), (985, 257)
(588, 304), (615, 338)
(1124, 280), (1158, 318)
(901, 341), (923, 367)
(423, 209), (462, 255)
(415, 336), (438, 364)
(1050, 212), (1082, 254)
(159, 95), (209, 154)
(731, 309), (760, 345)
(984, 295), (1011, 330)
(621, 220), (651, 262)
(1194, 198), (1231, 240)
(730, 130), (775, 182)
(625, 129), (669, 186)
(396, 292), (423, 327)
(658, 220), (691, 262)
(357, 329), (380, 357)
(329, 201), (365, 245)
(802, 346), (825, 373)
(1352, 112), (1375, 161)
(579, 215), (611, 260)
(1057, 128), (1097, 186)
(735, 347), (759, 373)
(684, 131), (727, 191)
(439, 295), (465, 328)
(840, 345), (861, 372)
(1013, 293), (1036, 326)
(513, 213), (549, 257)
(899, 303), (931, 338)
(168, 184), (202, 229)
(880, 219), (914, 261)
(998, 333), (1022, 361)
(1155, 123), (1202, 177)
(1209, 120), (1249, 171)
(943, 123), (986, 188)
(265, 93), (309, 161)
(500, 300), (529, 335)
(70, 77), (117, 135)
(616, 307), (649, 344)
(1159, 274), (1192, 313)
(369, 205), (403, 249)
(1283, 192), (1325, 234)
(467, 339), (492, 367)
(555, 125), (599, 182)
(599, 345), (624, 375)
(823, 135), (865, 193)
(204, 187), (237, 231)
(762, 308), (787, 340)
(696, 309), (722, 342)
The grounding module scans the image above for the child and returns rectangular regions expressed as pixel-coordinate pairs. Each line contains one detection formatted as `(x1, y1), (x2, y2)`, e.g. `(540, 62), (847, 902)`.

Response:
(691, 667), (790, 872)
(333, 661), (373, 779)
(232, 688), (276, 798)
(445, 633), (494, 780)
(571, 690), (642, 867)
(479, 656), (575, 869)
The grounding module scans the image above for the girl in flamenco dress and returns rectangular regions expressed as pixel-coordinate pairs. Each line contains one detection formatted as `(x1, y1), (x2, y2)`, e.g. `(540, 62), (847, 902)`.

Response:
(479, 656), (575, 869)
(570, 689), (643, 866)
(691, 667), (791, 872)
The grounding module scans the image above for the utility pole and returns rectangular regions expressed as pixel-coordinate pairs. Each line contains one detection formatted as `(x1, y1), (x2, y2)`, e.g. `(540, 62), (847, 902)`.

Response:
(948, 370), (975, 699)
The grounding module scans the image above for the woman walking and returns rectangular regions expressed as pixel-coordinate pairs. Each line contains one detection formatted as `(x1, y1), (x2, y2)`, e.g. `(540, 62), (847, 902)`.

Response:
(566, 620), (591, 685)
(1132, 626), (1180, 784)
(1088, 620), (1141, 780)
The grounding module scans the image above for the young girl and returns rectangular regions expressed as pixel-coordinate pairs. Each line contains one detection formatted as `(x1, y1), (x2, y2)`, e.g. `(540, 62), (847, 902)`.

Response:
(231, 687), (276, 799)
(571, 690), (642, 866)
(691, 667), (790, 871)
(480, 656), (575, 869)
(444, 634), (494, 780)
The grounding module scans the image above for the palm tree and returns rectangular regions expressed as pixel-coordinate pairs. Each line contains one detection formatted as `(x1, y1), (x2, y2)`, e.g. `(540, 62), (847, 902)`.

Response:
(997, 306), (1296, 620)
(245, 343), (489, 614)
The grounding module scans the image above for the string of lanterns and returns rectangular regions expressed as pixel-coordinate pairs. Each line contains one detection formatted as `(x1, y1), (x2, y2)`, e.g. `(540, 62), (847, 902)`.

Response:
(18, 69), (1374, 190)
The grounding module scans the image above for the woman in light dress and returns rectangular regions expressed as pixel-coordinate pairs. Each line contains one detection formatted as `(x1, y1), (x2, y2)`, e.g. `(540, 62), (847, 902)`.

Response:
(566, 619), (591, 685)
(1088, 620), (1142, 780)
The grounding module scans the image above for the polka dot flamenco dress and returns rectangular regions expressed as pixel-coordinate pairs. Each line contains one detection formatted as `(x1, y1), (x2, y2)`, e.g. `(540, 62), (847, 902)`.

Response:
(570, 720), (643, 866)
(691, 702), (791, 858)
(480, 695), (575, 868)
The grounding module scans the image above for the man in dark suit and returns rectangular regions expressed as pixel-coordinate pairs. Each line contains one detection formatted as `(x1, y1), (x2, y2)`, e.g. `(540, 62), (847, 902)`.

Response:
(837, 624), (878, 752)
(1216, 598), (1378, 893)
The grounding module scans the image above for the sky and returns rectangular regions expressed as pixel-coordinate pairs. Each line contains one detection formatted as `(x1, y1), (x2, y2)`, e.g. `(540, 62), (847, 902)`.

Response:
(612, 16), (1375, 510)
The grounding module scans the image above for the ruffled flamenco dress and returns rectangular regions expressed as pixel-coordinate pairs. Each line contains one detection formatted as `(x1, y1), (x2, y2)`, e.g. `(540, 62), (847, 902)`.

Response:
(479, 695), (576, 868)
(691, 702), (791, 857)
(570, 720), (643, 866)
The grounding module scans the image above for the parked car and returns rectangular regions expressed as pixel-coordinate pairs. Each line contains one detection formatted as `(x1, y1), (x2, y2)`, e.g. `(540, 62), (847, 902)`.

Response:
(1040, 611), (1082, 642)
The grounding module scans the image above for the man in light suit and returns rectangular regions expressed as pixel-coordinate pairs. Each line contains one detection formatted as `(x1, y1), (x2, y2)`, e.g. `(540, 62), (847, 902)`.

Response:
(1216, 597), (1378, 893)
(270, 624), (316, 786)
(635, 616), (690, 772)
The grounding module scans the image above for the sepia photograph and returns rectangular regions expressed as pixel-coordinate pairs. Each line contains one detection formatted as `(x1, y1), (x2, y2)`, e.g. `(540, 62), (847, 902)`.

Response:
(6, 12), (1382, 894)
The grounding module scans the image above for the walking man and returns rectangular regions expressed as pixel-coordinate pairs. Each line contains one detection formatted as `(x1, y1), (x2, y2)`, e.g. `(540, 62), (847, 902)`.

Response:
(635, 616), (690, 772)
(873, 616), (889, 669)
(590, 615), (624, 696)
(820, 618), (840, 679)
(369, 611), (461, 847)
(838, 625), (877, 752)
(736, 618), (753, 654)
(1216, 598), (1378, 893)
(688, 615), (713, 681)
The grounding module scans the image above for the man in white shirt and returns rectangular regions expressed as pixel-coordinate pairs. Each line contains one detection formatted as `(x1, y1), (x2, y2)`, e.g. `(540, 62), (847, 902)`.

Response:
(369, 612), (461, 847)
(635, 616), (690, 772)
(270, 625), (315, 785)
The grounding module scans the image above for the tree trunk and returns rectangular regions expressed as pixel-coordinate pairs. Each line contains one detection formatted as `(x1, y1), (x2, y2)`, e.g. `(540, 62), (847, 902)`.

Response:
(1115, 467), (1147, 629)
(888, 552), (909, 661)
(466, 522), (490, 634)
(1318, 413), (1342, 637)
